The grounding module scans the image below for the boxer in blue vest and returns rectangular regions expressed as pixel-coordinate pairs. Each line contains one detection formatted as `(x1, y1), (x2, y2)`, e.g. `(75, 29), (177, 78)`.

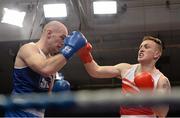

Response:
(5, 21), (87, 118)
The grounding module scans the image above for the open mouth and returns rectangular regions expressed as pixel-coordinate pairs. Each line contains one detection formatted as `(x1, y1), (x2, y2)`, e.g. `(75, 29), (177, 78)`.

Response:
(138, 53), (144, 58)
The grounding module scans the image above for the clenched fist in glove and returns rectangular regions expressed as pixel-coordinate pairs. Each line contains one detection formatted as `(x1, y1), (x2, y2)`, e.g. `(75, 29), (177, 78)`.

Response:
(60, 31), (87, 60)
(78, 42), (93, 64)
(134, 72), (154, 94)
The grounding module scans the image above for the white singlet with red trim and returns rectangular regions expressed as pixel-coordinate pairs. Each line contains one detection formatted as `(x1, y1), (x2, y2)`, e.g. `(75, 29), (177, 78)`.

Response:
(120, 64), (162, 117)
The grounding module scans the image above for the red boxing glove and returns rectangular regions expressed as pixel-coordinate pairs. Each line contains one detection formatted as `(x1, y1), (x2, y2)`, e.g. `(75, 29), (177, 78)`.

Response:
(134, 72), (154, 93)
(78, 42), (93, 63)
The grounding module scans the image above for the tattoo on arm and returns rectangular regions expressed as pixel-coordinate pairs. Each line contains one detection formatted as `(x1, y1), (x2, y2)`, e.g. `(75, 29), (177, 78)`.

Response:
(162, 78), (171, 93)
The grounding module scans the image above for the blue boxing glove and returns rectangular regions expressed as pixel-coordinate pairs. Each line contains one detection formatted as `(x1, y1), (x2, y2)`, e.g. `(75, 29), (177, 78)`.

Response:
(52, 79), (70, 92)
(52, 73), (70, 92)
(60, 31), (87, 60)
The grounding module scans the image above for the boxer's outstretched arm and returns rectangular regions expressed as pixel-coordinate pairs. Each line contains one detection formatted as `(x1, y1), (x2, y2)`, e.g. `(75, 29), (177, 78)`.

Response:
(84, 60), (120, 78)
(78, 42), (131, 78)
(152, 76), (171, 117)
(84, 61), (131, 79)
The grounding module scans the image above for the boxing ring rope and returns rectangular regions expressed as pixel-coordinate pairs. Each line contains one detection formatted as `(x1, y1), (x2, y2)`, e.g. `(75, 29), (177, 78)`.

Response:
(0, 88), (179, 110)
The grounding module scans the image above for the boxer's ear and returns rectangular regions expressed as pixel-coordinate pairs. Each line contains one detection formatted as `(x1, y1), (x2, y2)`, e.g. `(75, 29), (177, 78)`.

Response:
(154, 50), (161, 60)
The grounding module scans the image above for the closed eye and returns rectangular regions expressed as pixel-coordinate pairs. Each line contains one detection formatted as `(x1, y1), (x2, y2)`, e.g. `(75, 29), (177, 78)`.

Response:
(144, 44), (150, 49)
(60, 35), (66, 40)
(139, 45), (142, 50)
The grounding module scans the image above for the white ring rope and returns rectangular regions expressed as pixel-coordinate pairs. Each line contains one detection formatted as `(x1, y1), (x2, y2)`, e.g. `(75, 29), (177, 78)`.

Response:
(0, 88), (178, 109)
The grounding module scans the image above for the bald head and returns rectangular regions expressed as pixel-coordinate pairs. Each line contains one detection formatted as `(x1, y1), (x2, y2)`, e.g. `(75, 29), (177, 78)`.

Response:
(42, 21), (68, 35)
(38, 21), (68, 54)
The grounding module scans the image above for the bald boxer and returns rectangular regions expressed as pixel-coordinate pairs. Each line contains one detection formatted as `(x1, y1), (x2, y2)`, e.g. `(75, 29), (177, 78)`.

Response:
(5, 21), (87, 117)
(78, 36), (171, 118)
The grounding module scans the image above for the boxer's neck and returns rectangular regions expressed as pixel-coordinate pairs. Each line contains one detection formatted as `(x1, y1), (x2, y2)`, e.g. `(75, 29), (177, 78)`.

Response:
(35, 40), (50, 57)
(137, 64), (156, 74)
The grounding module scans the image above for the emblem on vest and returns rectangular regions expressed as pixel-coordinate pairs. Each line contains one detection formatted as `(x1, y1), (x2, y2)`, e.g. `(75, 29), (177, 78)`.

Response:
(39, 77), (51, 89)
